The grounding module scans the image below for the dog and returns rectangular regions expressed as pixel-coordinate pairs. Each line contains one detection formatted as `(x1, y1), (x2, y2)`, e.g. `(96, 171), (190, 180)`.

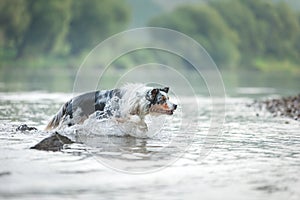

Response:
(45, 84), (177, 130)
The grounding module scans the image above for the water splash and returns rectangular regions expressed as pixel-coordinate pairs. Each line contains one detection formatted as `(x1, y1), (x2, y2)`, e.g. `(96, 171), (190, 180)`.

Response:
(58, 113), (171, 140)
(55, 84), (176, 139)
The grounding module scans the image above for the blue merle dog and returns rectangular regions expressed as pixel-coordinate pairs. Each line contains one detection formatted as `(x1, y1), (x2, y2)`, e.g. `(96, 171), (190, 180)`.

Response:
(45, 84), (177, 130)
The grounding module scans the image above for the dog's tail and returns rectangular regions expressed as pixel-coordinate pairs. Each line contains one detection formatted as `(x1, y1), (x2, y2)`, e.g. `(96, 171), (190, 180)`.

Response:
(45, 101), (69, 130)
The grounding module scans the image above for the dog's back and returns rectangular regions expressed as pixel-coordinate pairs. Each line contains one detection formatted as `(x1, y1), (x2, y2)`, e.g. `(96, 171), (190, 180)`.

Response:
(45, 89), (121, 130)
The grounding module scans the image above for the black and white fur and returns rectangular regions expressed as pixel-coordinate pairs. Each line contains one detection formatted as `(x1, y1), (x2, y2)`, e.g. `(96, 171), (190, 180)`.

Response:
(45, 84), (177, 130)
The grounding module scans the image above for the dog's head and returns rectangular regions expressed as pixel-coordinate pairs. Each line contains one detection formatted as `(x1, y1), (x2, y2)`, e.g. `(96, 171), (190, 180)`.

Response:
(146, 87), (177, 115)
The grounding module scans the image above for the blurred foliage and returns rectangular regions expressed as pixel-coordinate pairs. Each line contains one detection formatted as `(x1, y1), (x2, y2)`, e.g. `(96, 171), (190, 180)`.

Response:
(68, 0), (129, 54)
(0, 0), (300, 74)
(0, 0), (30, 49)
(0, 0), (130, 65)
(149, 4), (240, 68)
(16, 0), (72, 58)
(149, 0), (300, 73)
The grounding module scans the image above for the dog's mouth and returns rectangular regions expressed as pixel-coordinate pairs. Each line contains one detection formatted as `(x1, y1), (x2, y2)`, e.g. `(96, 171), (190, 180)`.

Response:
(149, 105), (175, 115)
(150, 108), (174, 115)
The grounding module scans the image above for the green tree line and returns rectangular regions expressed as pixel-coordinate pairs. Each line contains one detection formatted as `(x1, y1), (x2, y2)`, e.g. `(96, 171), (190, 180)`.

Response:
(149, 0), (300, 73)
(0, 0), (130, 61)
(1, 0), (300, 73)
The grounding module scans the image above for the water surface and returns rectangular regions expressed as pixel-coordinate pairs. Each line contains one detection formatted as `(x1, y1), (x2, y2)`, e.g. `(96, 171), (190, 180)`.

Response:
(0, 87), (299, 199)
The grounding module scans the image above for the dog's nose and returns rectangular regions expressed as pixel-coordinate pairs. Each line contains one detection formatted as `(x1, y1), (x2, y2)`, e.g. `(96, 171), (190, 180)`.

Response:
(173, 104), (177, 110)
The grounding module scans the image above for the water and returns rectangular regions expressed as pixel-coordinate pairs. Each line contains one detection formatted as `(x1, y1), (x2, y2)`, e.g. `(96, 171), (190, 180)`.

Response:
(1, 67), (300, 199)
(1, 86), (300, 199)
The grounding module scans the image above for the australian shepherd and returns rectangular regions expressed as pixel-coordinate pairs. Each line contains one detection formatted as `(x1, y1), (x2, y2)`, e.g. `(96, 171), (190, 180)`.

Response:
(45, 84), (177, 130)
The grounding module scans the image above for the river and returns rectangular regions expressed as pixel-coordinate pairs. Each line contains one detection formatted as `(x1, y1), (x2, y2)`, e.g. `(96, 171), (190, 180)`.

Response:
(0, 69), (300, 199)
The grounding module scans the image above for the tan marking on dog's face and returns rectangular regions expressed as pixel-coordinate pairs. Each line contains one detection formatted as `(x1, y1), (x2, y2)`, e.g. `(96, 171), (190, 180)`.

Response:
(149, 104), (174, 115)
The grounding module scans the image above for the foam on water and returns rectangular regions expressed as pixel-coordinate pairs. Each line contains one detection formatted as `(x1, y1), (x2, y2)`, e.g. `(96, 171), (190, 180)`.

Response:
(58, 113), (175, 140)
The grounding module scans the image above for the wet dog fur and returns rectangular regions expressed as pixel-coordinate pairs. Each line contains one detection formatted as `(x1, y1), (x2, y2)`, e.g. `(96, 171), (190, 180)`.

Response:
(45, 84), (177, 130)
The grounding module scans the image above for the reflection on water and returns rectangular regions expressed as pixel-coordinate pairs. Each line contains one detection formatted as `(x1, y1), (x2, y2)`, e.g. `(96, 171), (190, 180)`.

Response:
(0, 91), (300, 199)
(0, 67), (76, 92)
(1, 67), (300, 96)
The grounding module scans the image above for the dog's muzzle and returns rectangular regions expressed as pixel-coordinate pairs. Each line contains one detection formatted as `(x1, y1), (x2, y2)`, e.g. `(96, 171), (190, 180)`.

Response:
(149, 103), (177, 115)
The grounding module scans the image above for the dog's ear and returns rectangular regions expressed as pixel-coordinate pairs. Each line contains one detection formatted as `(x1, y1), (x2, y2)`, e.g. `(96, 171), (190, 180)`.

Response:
(146, 88), (159, 102)
(151, 88), (159, 96)
(160, 87), (169, 93)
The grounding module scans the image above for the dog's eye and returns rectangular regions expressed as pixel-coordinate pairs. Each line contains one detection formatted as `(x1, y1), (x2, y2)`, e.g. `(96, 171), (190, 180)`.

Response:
(162, 96), (166, 101)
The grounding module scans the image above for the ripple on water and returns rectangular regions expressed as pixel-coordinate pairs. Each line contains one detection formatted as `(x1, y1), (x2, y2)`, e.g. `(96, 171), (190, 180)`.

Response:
(1, 93), (300, 199)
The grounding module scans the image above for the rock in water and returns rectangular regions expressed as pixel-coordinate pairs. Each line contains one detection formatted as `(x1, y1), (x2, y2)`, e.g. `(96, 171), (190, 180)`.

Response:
(30, 132), (74, 151)
(0, 171), (11, 177)
(16, 124), (37, 131)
